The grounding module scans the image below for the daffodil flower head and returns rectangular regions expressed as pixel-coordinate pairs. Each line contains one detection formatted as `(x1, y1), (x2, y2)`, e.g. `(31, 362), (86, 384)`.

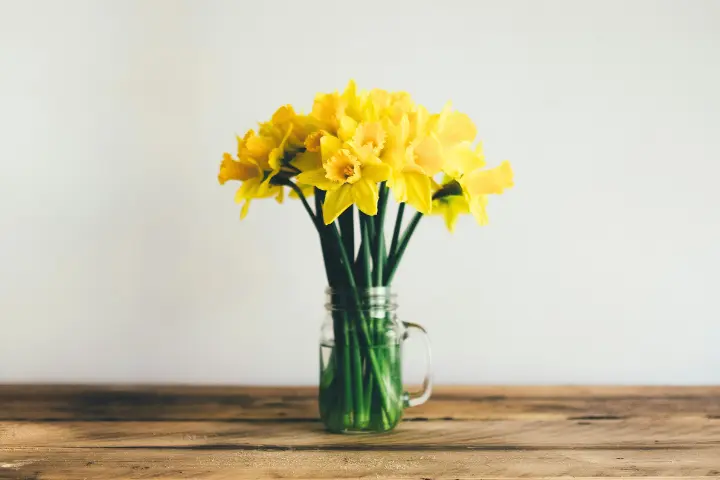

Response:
(296, 135), (390, 224)
(459, 160), (514, 226)
(218, 81), (513, 226)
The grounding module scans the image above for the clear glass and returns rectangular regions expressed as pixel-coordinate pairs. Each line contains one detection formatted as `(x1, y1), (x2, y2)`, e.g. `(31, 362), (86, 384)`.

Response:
(319, 287), (432, 433)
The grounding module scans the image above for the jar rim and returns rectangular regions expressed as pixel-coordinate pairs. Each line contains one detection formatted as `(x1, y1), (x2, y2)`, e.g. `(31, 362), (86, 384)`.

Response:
(324, 286), (398, 311)
(324, 286), (395, 296)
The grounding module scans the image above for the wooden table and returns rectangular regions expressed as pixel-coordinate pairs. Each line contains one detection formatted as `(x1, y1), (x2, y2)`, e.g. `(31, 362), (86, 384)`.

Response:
(1, 386), (718, 479)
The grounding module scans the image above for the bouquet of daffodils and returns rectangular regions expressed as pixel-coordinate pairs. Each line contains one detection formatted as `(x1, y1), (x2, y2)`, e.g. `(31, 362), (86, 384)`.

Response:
(219, 81), (513, 431)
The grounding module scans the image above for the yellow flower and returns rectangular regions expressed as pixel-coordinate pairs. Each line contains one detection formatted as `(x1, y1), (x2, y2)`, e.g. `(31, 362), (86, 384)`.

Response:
(431, 103), (477, 147)
(425, 103), (481, 179)
(460, 161), (514, 225)
(270, 104), (316, 149)
(296, 135), (390, 224)
(218, 153), (258, 185)
(383, 109), (444, 214)
(310, 80), (371, 136)
(267, 123), (293, 174)
(290, 130), (326, 174)
(222, 131), (285, 219)
(462, 160), (514, 196)
(368, 89), (414, 124)
(442, 142), (485, 179)
(311, 92), (343, 133)
(240, 130), (275, 171)
(233, 175), (284, 219)
(217, 82), (513, 228)
(238, 117), (295, 189)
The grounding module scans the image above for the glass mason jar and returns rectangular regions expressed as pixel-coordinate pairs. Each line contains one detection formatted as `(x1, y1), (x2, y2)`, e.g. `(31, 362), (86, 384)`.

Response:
(319, 287), (432, 433)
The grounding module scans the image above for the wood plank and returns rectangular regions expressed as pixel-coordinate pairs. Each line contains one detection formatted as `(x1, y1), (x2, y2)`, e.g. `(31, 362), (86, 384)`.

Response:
(2, 419), (720, 449)
(1, 385), (718, 421)
(2, 447), (720, 479)
(1, 386), (719, 479)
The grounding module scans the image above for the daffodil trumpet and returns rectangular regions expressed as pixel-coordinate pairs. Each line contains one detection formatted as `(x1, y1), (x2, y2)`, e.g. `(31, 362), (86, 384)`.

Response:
(218, 81), (514, 432)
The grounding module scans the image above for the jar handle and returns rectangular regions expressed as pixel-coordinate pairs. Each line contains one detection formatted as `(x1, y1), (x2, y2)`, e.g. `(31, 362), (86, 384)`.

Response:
(402, 321), (433, 408)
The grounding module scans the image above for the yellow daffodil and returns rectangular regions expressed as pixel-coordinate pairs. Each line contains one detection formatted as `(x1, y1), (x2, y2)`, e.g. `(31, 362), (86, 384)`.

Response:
(384, 108), (445, 214)
(311, 80), (375, 138)
(218, 152), (282, 219)
(220, 131), (286, 219)
(460, 160), (514, 225)
(296, 135), (390, 224)
(369, 89), (415, 124)
(218, 81), (513, 229)
(269, 104), (316, 149)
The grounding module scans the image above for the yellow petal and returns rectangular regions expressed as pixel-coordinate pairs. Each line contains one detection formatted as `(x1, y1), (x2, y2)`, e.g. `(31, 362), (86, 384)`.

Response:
(291, 151), (322, 172)
(468, 195), (489, 226)
(411, 135), (443, 176)
(341, 79), (362, 118)
(296, 168), (336, 190)
(311, 92), (342, 132)
(403, 171), (432, 214)
(439, 111), (477, 146)
(434, 196), (469, 233)
(268, 124), (293, 172)
(362, 162), (391, 183)
(240, 199), (251, 219)
(342, 79), (357, 103)
(289, 183), (315, 199)
(234, 179), (259, 202)
(444, 208), (458, 232)
(388, 170), (407, 203)
(268, 148), (283, 171)
(409, 106), (430, 139)
(218, 153), (258, 184)
(463, 161), (514, 196)
(272, 105), (296, 125)
(323, 184), (354, 224)
(443, 142), (485, 178)
(382, 146), (405, 172)
(338, 116), (358, 143)
(320, 135), (342, 163)
(245, 134), (275, 158)
(351, 178), (379, 216)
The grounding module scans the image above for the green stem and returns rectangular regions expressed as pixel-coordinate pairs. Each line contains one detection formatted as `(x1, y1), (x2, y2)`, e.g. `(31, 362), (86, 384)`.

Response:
(313, 189), (337, 285)
(341, 317), (354, 422)
(307, 186), (395, 428)
(388, 202), (405, 267)
(349, 324), (366, 427)
(360, 215), (372, 287)
(339, 207), (355, 262)
(373, 183), (388, 286)
(384, 211), (423, 285)
(327, 223), (393, 417)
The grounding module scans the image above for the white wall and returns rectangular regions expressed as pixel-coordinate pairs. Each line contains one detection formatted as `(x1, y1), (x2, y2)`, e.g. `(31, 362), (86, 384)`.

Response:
(1, 0), (718, 385)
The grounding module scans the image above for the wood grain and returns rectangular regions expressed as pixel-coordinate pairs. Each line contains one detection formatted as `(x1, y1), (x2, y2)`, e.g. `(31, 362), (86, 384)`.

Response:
(1, 386), (719, 479)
